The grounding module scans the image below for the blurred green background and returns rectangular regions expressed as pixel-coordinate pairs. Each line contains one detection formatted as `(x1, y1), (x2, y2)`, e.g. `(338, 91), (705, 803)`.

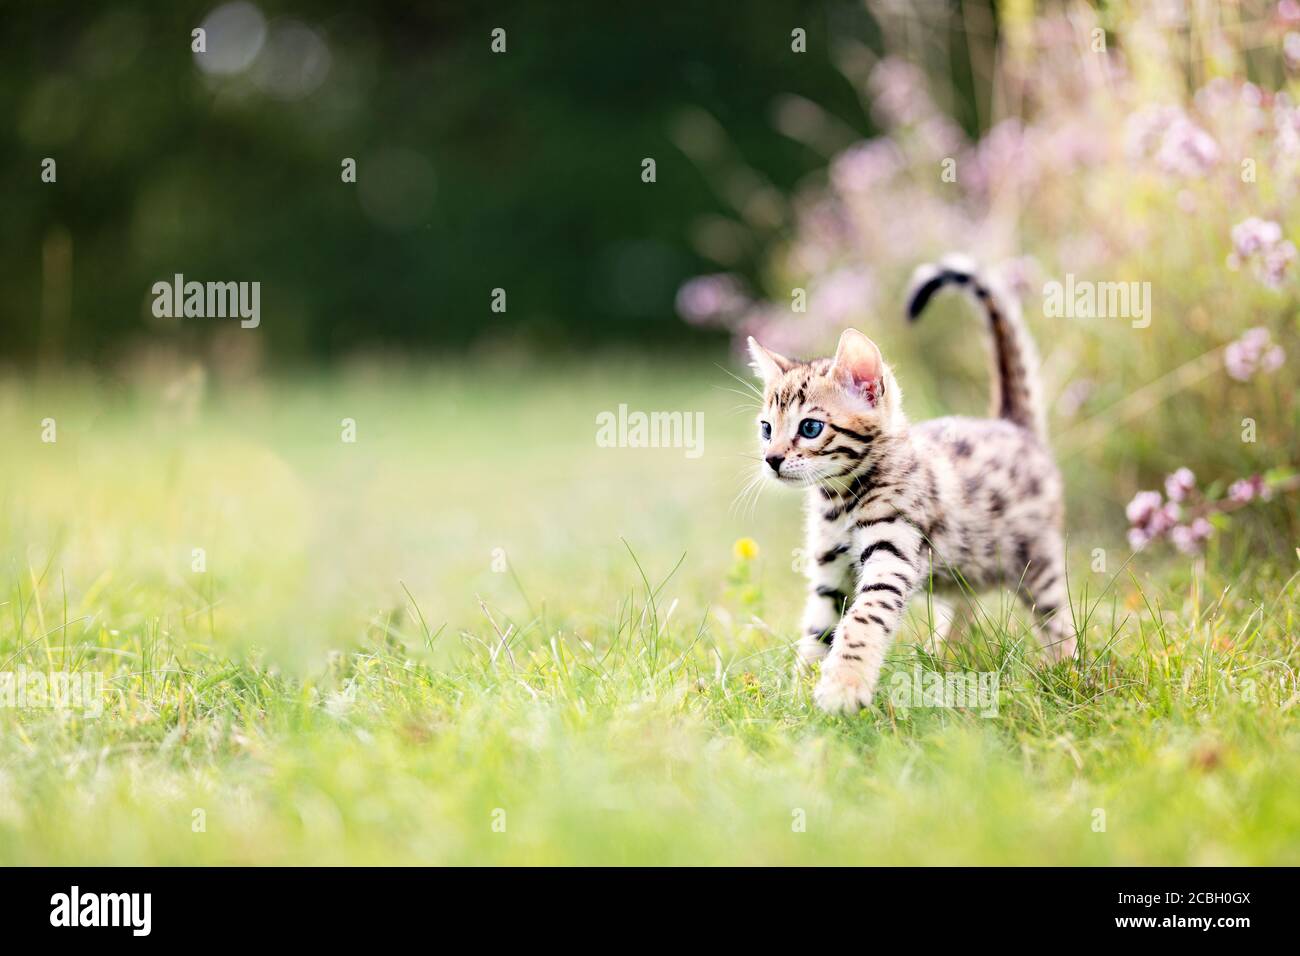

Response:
(2, 0), (984, 363)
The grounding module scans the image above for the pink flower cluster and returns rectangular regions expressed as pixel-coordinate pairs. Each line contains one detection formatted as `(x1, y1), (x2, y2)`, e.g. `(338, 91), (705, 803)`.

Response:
(1164, 466), (1196, 502)
(1272, 102), (1300, 157)
(1156, 114), (1221, 175)
(1125, 106), (1219, 175)
(671, 19), (1299, 370)
(1224, 326), (1286, 380)
(1126, 469), (1214, 554)
(829, 140), (903, 196)
(1227, 218), (1296, 287)
(1127, 469), (1284, 555)
(1228, 474), (1272, 503)
(809, 267), (873, 324)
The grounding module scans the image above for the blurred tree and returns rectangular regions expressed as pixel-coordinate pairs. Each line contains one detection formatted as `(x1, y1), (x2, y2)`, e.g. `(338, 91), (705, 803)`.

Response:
(1, 0), (987, 363)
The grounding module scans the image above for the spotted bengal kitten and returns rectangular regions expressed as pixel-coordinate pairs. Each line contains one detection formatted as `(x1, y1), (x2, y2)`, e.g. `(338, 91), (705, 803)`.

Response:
(749, 257), (1076, 715)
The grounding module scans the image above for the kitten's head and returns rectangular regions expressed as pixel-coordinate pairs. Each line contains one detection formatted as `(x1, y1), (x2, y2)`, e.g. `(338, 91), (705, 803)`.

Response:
(748, 328), (903, 488)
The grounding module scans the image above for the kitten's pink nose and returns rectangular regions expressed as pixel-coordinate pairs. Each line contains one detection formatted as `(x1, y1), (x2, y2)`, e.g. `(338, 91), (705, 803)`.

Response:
(765, 454), (785, 473)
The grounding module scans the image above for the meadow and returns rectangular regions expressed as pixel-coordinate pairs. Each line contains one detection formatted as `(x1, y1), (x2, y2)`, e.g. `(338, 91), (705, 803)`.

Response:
(1, 358), (1297, 865)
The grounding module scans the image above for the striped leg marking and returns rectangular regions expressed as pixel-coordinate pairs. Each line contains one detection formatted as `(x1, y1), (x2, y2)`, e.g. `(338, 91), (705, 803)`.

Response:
(1019, 543), (1077, 662)
(814, 520), (920, 714)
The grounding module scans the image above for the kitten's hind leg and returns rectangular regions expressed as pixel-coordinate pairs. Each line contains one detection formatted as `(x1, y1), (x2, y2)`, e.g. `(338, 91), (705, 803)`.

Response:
(915, 594), (958, 654)
(1018, 538), (1077, 662)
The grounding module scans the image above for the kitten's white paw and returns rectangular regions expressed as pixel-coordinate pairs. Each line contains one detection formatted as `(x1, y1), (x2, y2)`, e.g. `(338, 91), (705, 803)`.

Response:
(814, 660), (875, 715)
(795, 637), (830, 673)
(1042, 633), (1078, 663)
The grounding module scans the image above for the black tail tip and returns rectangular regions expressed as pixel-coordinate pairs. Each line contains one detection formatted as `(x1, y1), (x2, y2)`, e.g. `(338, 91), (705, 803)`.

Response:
(907, 271), (960, 322)
(907, 268), (973, 322)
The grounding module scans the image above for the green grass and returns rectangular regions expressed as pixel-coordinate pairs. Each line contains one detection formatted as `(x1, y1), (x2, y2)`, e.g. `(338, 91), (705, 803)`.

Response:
(1, 362), (1297, 865)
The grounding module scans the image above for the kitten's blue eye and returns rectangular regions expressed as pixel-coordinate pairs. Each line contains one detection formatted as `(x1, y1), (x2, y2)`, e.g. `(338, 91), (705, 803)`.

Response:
(760, 421), (772, 440)
(799, 418), (824, 439)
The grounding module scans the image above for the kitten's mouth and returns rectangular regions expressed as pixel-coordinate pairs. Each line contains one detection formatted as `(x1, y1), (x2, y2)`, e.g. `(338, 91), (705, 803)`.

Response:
(768, 471), (817, 488)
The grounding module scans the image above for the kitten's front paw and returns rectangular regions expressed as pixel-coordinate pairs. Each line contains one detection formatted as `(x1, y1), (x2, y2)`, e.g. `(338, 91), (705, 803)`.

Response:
(813, 660), (875, 715)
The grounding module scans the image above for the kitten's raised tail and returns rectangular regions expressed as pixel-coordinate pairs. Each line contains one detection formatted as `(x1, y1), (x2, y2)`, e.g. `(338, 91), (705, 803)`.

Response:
(905, 255), (1046, 440)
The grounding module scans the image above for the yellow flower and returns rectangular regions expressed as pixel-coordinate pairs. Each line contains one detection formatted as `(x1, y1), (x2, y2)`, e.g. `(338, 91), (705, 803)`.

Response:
(733, 537), (760, 561)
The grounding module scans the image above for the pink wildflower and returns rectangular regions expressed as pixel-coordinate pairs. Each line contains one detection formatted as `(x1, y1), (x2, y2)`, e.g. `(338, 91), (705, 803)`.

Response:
(1231, 218), (1282, 258)
(1124, 107), (1218, 175)
(1170, 518), (1213, 555)
(1224, 327), (1286, 381)
(1164, 468), (1196, 503)
(1125, 490), (1163, 527)
(1287, 32), (1300, 69)
(1154, 114), (1219, 175)
(1228, 219), (1295, 288)
(1151, 502), (1182, 536)
(1228, 475), (1271, 503)
(829, 141), (903, 196)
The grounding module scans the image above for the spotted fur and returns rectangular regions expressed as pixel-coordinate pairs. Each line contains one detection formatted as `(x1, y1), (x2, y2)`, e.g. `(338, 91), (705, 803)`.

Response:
(749, 256), (1075, 716)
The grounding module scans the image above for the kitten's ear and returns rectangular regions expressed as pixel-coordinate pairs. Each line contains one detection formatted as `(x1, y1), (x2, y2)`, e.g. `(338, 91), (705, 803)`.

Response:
(830, 328), (885, 406)
(747, 336), (795, 382)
